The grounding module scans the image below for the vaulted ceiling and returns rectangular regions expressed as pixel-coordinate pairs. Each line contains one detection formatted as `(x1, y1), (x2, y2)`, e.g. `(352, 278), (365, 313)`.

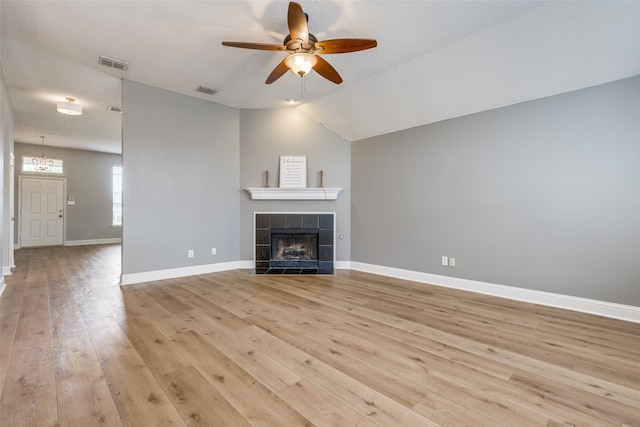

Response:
(2, 1), (639, 155)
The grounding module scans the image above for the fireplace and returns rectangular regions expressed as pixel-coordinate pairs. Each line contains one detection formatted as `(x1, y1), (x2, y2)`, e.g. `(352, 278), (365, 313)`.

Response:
(255, 213), (334, 274)
(271, 229), (318, 268)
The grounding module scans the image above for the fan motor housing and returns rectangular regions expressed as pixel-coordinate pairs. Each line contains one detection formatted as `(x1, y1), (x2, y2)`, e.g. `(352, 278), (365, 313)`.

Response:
(283, 34), (318, 53)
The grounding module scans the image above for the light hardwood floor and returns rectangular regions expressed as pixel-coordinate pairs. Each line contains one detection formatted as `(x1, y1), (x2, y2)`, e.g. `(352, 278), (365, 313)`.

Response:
(1, 245), (639, 426)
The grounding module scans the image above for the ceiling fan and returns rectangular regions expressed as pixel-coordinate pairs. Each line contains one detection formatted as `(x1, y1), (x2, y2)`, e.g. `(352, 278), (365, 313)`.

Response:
(222, 1), (377, 84)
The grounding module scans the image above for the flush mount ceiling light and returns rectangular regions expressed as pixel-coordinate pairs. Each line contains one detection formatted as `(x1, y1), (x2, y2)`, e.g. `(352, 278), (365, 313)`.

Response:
(285, 53), (318, 77)
(57, 98), (82, 115)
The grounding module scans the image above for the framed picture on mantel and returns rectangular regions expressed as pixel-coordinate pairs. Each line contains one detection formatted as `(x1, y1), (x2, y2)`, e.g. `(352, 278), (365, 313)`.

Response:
(279, 156), (307, 188)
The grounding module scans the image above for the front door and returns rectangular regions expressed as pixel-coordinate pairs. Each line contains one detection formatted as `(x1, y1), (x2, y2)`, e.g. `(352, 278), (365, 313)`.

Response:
(19, 176), (65, 247)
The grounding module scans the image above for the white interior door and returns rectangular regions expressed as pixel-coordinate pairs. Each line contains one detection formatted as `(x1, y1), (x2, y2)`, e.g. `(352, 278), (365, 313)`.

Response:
(19, 176), (65, 247)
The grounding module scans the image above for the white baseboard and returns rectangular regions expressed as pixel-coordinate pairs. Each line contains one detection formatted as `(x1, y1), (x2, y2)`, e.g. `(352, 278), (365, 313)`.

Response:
(122, 259), (344, 285)
(119, 259), (640, 324)
(2, 266), (12, 276)
(65, 238), (122, 247)
(121, 261), (250, 286)
(237, 260), (256, 269)
(335, 261), (351, 270)
(349, 262), (640, 324)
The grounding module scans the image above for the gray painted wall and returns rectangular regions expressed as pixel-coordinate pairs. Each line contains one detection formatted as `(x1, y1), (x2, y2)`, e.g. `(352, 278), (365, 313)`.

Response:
(0, 66), (10, 273)
(122, 80), (239, 275)
(352, 76), (640, 306)
(239, 108), (351, 262)
(14, 143), (122, 243)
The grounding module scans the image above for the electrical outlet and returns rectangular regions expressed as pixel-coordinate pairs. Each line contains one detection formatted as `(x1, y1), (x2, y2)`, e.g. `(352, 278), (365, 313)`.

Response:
(188, 249), (194, 258)
(441, 256), (449, 266)
(212, 248), (217, 255)
(449, 257), (456, 267)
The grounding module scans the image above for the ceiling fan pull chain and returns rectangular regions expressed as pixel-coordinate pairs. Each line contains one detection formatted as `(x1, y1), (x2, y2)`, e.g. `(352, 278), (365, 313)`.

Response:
(300, 75), (304, 99)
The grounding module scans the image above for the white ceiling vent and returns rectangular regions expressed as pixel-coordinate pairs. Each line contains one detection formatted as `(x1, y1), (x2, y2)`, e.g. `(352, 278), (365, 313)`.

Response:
(196, 85), (218, 95)
(99, 55), (129, 71)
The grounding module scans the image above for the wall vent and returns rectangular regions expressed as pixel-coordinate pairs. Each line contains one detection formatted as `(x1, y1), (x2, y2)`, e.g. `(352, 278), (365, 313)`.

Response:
(196, 85), (218, 95)
(99, 55), (129, 71)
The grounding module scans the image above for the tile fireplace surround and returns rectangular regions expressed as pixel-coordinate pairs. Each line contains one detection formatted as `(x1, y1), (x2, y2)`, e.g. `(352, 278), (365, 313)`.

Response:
(254, 212), (335, 274)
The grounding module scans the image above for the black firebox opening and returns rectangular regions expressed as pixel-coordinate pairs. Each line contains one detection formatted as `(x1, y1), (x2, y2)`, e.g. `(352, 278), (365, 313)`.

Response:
(270, 228), (319, 268)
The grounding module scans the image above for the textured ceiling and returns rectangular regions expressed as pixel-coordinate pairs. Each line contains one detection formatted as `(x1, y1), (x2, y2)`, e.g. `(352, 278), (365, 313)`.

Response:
(2, 1), (639, 154)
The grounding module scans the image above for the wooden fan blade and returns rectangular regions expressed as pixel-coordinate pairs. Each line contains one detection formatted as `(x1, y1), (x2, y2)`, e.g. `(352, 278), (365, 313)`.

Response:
(315, 39), (377, 54)
(288, 2), (309, 43)
(313, 56), (343, 84)
(266, 59), (290, 84)
(222, 41), (285, 51)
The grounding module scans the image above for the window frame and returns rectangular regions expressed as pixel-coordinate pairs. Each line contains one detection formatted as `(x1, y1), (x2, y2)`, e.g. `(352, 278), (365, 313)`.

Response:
(22, 155), (64, 174)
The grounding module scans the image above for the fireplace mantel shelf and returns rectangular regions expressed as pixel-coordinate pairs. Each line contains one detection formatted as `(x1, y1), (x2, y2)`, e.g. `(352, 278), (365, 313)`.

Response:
(245, 187), (343, 200)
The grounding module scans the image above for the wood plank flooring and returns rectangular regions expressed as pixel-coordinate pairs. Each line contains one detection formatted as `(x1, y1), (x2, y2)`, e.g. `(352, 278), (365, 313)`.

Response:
(1, 244), (639, 426)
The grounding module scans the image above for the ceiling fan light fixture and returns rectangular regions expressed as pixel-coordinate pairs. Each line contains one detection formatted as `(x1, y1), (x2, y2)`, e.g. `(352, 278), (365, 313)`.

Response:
(285, 53), (317, 77)
(222, 1), (376, 84)
(57, 98), (82, 115)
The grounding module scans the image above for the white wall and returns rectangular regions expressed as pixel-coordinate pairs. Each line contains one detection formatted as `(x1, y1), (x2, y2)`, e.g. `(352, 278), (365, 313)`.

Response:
(0, 62), (11, 277)
(352, 76), (640, 306)
(238, 108), (351, 263)
(121, 80), (239, 277)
